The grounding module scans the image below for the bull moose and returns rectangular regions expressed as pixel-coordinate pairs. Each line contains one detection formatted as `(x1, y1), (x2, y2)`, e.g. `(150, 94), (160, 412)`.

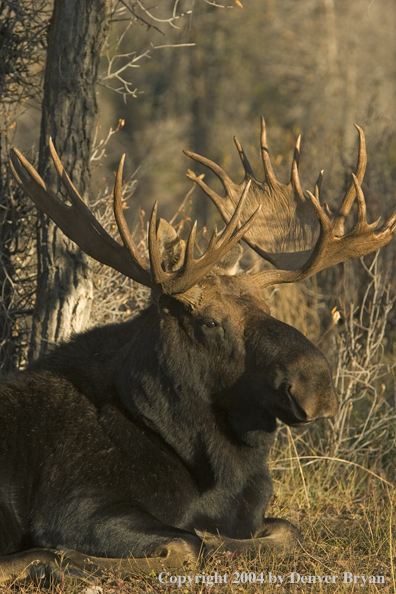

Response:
(1, 118), (395, 583)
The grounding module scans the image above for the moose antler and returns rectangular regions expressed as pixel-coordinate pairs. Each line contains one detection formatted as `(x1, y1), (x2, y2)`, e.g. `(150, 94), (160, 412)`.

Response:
(185, 118), (396, 288)
(185, 116), (325, 271)
(10, 140), (259, 296)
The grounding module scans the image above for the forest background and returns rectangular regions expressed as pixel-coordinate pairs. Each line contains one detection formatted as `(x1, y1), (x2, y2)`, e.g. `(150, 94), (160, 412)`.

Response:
(0, 1), (395, 592)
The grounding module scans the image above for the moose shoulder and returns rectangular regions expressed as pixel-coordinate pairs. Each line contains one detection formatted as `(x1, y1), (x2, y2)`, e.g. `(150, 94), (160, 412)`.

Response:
(1, 119), (395, 583)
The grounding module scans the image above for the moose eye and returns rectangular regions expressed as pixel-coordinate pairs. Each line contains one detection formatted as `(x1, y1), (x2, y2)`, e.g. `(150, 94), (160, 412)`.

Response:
(204, 320), (218, 329)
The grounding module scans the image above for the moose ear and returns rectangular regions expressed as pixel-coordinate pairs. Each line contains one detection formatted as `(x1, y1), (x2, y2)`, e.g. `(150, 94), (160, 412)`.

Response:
(156, 218), (186, 272)
(155, 219), (203, 311)
(215, 242), (243, 275)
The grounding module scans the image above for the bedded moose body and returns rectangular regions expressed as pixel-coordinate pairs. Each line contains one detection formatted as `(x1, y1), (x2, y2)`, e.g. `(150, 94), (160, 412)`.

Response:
(0, 274), (335, 576)
(1, 119), (395, 582)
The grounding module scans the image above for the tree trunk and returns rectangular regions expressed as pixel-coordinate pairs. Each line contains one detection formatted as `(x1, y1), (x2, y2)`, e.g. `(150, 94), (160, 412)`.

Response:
(30, 0), (108, 360)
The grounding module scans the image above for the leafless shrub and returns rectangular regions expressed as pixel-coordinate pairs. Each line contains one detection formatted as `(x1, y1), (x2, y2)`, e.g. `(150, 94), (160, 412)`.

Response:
(330, 253), (396, 464)
(0, 0), (49, 108)
(0, 1), (50, 373)
(0, 136), (37, 373)
(102, 1), (197, 103)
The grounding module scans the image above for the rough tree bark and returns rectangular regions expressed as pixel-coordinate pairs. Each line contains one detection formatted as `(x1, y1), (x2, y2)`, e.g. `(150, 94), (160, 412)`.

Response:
(30, 0), (108, 360)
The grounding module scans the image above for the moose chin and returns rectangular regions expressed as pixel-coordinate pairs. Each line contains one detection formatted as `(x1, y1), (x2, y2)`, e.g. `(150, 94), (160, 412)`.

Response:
(1, 117), (395, 584)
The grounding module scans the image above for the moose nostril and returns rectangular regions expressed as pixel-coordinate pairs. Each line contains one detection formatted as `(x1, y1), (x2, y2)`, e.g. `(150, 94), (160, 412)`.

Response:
(286, 383), (295, 398)
(285, 385), (308, 422)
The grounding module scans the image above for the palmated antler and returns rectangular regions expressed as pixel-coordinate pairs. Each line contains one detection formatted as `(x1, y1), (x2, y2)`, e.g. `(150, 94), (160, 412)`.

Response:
(10, 140), (259, 296)
(185, 116), (325, 271)
(253, 172), (396, 289)
(185, 118), (396, 288)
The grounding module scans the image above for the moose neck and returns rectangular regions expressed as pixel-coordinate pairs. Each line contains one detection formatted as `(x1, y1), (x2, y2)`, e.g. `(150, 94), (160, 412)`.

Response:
(116, 304), (274, 488)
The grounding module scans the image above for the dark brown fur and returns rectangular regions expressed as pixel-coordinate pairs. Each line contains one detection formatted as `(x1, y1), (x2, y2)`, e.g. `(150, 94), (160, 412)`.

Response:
(0, 271), (337, 583)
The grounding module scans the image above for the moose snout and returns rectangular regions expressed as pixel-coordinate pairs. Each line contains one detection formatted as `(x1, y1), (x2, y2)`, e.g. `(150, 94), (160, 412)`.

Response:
(251, 315), (338, 425)
(287, 375), (338, 422)
(267, 348), (338, 425)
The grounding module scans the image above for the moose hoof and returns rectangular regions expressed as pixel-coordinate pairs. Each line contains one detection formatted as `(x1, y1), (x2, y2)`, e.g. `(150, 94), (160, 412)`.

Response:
(254, 517), (303, 549)
(154, 536), (202, 570)
(0, 548), (95, 585)
(196, 519), (302, 558)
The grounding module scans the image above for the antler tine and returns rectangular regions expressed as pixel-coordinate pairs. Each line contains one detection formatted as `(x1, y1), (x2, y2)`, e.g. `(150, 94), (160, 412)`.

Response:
(10, 146), (117, 251)
(185, 168), (226, 214)
(378, 196), (396, 235)
(315, 170), (324, 194)
(11, 146), (71, 213)
(183, 220), (198, 271)
(290, 135), (305, 200)
(350, 174), (380, 234)
(113, 155), (148, 270)
(207, 226), (218, 251)
(148, 181), (260, 295)
(260, 116), (278, 187)
(10, 144), (155, 289)
(216, 179), (253, 246)
(183, 149), (235, 196)
(183, 146), (244, 241)
(148, 201), (164, 286)
(48, 139), (99, 220)
(315, 170), (334, 218)
(233, 136), (255, 178)
(333, 125), (367, 235)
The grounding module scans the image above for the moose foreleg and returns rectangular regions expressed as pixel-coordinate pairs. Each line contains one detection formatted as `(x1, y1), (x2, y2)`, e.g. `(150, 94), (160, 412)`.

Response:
(0, 536), (202, 585)
(197, 518), (302, 556)
(62, 535), (202, 575)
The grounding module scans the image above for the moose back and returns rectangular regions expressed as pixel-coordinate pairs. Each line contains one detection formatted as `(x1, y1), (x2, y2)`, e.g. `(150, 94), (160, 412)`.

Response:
(1, 119), (395, 583)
